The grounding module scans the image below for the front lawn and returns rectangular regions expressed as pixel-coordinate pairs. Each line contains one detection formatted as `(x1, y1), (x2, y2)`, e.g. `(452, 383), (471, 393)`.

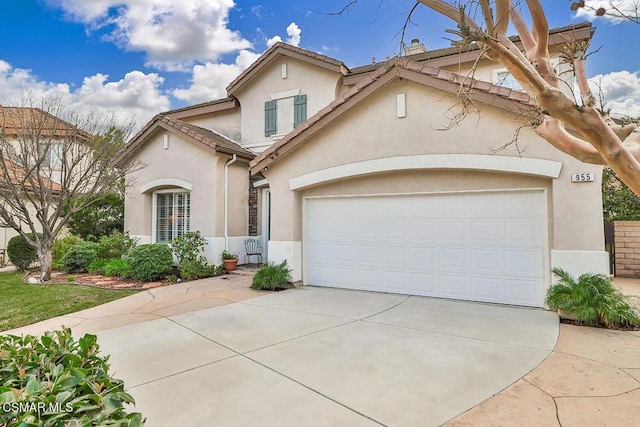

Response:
(0, 272), (138, 332)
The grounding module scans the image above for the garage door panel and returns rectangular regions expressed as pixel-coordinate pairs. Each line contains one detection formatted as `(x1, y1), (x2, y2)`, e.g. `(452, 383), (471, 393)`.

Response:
(505, 250), (543, 276)
(437, 275), (469, 299)
(471, 249), (505, 274)
(470, 277), (504, 301)
(306, 191), (546, 307)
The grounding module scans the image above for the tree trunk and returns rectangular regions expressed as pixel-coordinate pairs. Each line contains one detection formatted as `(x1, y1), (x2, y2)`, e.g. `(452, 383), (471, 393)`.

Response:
(38, 242), (53, 282)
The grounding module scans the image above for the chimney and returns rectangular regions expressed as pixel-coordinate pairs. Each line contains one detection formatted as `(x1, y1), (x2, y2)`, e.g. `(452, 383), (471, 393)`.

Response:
(404, 38), (427, 56)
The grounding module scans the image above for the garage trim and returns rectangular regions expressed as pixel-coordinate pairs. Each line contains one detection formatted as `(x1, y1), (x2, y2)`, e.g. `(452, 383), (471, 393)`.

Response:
(289, 155), (562, 191)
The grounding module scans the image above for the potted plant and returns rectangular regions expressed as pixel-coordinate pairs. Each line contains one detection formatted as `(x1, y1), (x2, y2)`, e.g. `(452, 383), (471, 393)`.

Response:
(221, 250), (239, 272)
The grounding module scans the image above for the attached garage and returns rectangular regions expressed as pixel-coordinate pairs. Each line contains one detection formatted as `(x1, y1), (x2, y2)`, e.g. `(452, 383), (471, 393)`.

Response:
(304, 190), (548, 307)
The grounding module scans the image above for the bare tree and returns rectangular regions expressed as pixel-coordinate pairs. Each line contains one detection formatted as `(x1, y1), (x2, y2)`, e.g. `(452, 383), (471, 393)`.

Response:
(402, 0), (640, 195)
(571, 0), (640, 24)
(0, 96), (143, 281)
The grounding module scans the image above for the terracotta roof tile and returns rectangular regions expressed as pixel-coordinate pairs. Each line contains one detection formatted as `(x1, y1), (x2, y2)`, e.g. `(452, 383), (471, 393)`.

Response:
(1, 158), (61, 193)
(0, 106), (91, 140)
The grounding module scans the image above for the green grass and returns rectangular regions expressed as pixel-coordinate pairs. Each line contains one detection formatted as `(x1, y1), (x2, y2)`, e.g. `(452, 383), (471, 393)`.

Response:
(0, 272), (138, 332)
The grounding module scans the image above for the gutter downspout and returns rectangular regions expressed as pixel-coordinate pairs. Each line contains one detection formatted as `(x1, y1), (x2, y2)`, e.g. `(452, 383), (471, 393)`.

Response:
(224, 154), (237, 251)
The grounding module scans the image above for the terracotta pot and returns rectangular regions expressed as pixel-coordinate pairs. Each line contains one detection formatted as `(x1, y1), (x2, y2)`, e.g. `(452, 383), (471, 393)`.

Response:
(223, 258), (238, 271)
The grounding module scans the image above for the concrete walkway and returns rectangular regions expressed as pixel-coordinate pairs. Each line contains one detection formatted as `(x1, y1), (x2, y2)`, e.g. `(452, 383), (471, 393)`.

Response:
(3, 274), (640, 426)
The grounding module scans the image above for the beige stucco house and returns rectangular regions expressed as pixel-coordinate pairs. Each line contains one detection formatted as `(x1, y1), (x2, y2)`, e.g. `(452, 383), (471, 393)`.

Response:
(120, 22), (608, 308)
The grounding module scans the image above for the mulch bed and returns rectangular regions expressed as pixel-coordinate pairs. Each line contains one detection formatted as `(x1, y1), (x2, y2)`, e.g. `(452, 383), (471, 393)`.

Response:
(559, 318), (640, 331)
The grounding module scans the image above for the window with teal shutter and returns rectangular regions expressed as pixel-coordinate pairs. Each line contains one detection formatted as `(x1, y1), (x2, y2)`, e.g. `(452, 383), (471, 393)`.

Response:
(293, 94), (307, 128)
(264, 100), (277, 136)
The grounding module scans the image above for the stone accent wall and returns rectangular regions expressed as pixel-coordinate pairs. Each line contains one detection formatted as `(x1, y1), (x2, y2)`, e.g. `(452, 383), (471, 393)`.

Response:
(248, 173), (263, 236)
(614, 221), (640, 277)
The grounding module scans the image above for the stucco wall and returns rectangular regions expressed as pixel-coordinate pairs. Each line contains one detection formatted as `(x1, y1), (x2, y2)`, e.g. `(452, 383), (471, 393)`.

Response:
(183, 109), (241, 141)
(264, 78), (604, 254)
(124, 129), (220, 240)
(234, 56), (342, 151)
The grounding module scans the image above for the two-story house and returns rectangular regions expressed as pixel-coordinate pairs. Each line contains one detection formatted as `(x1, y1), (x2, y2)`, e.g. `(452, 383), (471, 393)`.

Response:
(118, 22), (608, 308)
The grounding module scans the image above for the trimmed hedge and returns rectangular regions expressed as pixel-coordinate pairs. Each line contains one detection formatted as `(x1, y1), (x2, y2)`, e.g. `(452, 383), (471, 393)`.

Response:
(62, 242), (98, 273)
(7, 234), (38, 271)
(127, 244), (173, 282)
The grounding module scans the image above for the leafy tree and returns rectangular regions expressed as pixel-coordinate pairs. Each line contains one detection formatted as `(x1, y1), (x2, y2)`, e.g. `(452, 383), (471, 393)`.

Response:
(66, 192), (124, 239)
(602, 167), (640, 221)
(0, 96), (143, 281)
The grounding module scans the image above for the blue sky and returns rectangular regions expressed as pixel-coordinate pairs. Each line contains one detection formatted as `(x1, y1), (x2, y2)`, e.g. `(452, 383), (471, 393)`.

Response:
(0, 0), (638, 129)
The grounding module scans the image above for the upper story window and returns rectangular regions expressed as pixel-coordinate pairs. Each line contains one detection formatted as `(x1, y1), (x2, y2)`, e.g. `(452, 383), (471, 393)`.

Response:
(155, 191), (190, 244)
(39, 143), (63, 170)
(265, 94), (307, 137)
(493, 69), (523, 91)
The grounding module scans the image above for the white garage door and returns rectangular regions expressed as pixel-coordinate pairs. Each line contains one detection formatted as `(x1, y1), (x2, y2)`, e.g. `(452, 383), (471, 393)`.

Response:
(305, 191), (547, 307)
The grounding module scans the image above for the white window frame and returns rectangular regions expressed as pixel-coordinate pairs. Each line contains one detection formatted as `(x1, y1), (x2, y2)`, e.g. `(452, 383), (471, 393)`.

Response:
(492, 58), (560, 92)
(151, 189), (191, 244)
(39, 142), (63, 170)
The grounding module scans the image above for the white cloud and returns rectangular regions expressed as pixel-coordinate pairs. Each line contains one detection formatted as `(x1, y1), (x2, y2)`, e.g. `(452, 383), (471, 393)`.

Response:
(267, 22), (302, 48)
(0, 60), (170, 127)
(574, 0), (639, 23)
(46, 0), (251, 71)
(589, 70), (640, 117)
(173, 50), (261, 104)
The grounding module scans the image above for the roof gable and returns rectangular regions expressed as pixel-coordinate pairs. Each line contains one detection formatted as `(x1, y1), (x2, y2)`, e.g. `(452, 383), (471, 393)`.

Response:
(0, 106), (91, 141)
(250, 58), (536, 174)
(226, 42), (348, 96)
(115, 114), (254, 166)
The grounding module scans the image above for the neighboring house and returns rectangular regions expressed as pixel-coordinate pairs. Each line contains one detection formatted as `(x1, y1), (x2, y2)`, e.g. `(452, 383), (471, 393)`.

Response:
(0, 106), (79, 254)
(121, 22), (608, 308)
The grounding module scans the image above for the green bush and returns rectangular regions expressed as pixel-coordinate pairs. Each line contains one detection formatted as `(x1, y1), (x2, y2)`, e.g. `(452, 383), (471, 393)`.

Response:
(104, 258), (131, 278)
(62, 242), (98, 273)
(0, 327), (144, 426)
(88, 258), (109, 275)
(52, 235), (83, 270)
(546, 267), (640, 329)
(127, 244), (173, 282)
(171, 231), (207, 264)
(7, 234), (39, 271)
(251, 260), (293, 291)
(179, 259), (221, 281)
(96, 232), (138, 260)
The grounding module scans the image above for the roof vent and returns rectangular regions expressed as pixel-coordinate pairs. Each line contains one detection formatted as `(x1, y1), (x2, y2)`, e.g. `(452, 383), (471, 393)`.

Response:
(404, 38), (427, 56)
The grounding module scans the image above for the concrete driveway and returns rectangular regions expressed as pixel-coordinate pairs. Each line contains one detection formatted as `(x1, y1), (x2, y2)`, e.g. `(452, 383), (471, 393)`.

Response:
(96, 287), (558, 427)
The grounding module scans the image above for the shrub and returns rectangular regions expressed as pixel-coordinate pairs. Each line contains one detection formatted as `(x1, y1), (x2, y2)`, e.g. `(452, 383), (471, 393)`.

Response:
(127, 244), (173, 282)
(62, 242), (98, 273)
(7, 234), (38, 271)
(179, 259), (222, 281)
(251, 260), (293, 291)
(88, 258), (109, 275)
(96, 232), (138, 260)
(52, 234), (83, 270)
(104, 258), (131, 278)
(0, 327), (144, 426)
(546, 267), (640, 329)
(171, 231), (207, 264)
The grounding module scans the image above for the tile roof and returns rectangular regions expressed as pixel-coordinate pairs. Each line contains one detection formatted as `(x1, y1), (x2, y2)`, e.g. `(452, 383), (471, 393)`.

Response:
(250, 57), (537, 174)
(0, 106), (91, 140)
(114, 114), (254, 166)
(348, 22), (594, 77)
(1, 158), (62, 194)
(226, 42), (348, 95)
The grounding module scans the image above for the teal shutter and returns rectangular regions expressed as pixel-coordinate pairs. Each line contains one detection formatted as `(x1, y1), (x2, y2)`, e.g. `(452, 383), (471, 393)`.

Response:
(293, 94), (307, 128)
(264, 100), (277, 136)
